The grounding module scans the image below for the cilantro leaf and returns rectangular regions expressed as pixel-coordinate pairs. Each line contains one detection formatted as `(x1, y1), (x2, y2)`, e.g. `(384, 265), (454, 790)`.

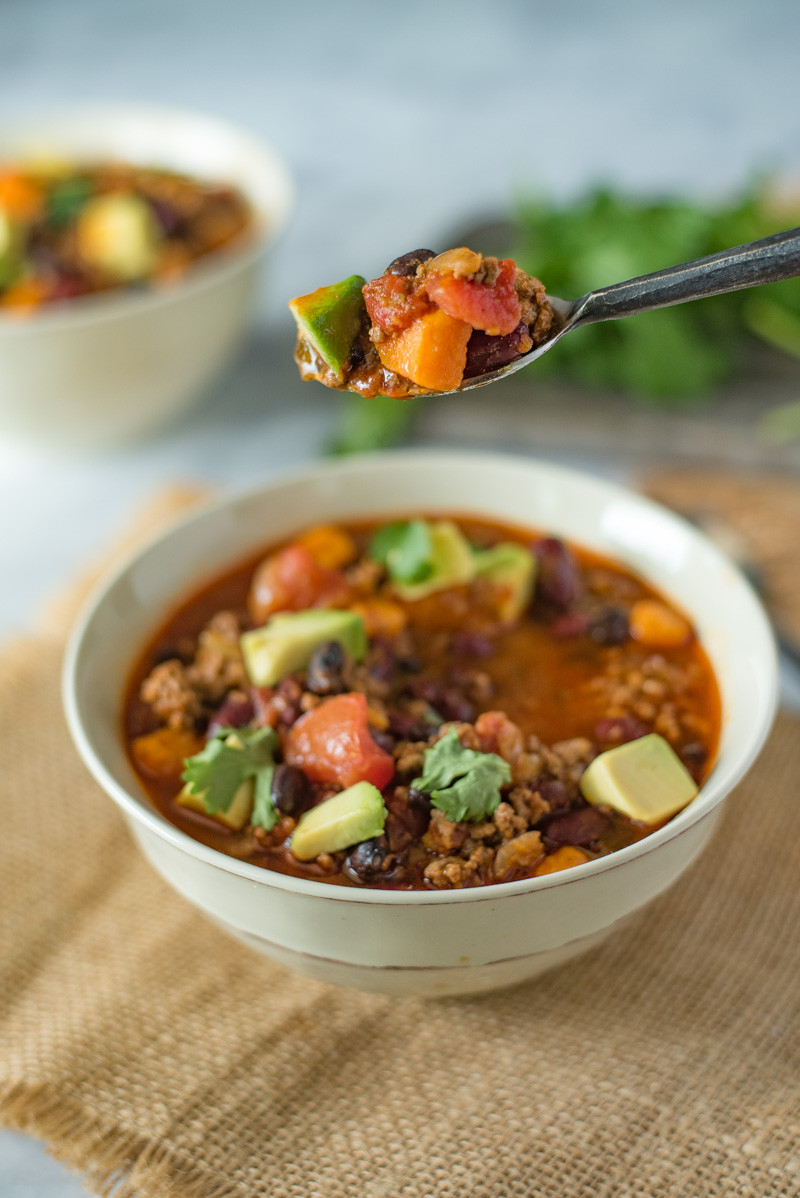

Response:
(47, 177), (92, 226)
(412, 727), (511, 822)
(251, 764), (278, 831)
(430, 758), (509, 823)
(368, 520), (434, 584)
(181, 726), (278, 816)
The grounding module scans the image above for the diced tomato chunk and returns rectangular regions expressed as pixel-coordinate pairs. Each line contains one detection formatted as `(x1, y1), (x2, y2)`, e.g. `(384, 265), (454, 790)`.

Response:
(425, 258), (521, 336)
(363, 273), (433, 335)
(283, 692), (395, 790)
(248, 544), (350, 624)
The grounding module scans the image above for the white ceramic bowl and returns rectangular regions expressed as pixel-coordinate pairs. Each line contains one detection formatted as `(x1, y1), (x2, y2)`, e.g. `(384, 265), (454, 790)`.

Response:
(63, 452), (778, 996)
(0, 105), (293, 447)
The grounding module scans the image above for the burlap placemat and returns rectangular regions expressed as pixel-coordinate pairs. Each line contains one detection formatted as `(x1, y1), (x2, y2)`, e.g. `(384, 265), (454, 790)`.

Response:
(2, 489), (799, 1198)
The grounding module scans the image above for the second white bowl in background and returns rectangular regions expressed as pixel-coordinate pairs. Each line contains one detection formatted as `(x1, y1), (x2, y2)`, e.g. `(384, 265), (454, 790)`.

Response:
(0, 105), (294, 448)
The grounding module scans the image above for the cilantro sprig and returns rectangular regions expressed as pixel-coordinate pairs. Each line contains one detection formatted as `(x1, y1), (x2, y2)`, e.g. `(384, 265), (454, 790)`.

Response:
(369, 520), (435, 585)
(182, 726), (280, 830)
(412, 727), (511, 823)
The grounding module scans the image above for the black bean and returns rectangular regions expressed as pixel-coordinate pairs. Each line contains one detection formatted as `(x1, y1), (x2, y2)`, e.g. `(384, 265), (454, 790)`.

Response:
(306, 640), (346, 695)
(590, 607), (630, 646)
(409, 678), (445, 706)
(388, 711), (432, 741)
(271, 764), (310, 815)
(369, 728), (395, 753)
(440, 691), (476, 723)
(407, 787), (432, 813)
(346, 835), (388, 881)
(385, 248), (436, 277)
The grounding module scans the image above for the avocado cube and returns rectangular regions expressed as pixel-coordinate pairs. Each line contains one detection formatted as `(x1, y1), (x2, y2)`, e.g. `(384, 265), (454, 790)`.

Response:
(288, 275), (367, 380)
(579, 733), (699, 823)
(473, 541), (536, 621)
(0, 210), (21, 288)
(290, 781), (387, 861)
(76, 193), (160, 281)
(393, 520), (476, 601)
(240, 608), (367, 688)
(177, 777), (254, 831)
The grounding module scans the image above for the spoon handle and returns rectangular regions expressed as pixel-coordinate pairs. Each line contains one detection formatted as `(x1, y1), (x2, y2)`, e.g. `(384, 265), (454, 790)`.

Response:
(570, 226), (800, 326)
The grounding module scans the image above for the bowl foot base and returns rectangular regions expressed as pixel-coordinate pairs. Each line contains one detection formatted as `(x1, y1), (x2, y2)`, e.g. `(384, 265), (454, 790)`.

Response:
(215, 916), (632, 997)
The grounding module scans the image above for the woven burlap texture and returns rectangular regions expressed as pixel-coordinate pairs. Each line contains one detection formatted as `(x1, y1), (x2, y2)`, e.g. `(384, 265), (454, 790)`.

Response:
(1, 491), (799, 1198)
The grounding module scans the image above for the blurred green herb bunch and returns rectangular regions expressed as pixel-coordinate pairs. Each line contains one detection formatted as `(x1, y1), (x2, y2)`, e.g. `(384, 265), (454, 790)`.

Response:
(331, 181), (800, 454)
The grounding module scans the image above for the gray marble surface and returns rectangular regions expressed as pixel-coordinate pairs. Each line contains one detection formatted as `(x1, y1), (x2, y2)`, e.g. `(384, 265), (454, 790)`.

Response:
(2, 0), (799, 1192)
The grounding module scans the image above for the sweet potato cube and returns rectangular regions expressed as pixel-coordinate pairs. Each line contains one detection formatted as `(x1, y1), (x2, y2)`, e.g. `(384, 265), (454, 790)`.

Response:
(629, 599), (692, 648)
(377, 309), (472, 392)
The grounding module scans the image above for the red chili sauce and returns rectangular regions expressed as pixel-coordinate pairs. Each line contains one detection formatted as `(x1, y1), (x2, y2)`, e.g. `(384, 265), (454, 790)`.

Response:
(123, 515), (721, 890)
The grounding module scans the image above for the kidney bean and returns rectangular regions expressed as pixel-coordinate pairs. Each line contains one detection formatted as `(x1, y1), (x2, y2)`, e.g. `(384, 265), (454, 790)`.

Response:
(50, 271), (86, 301)
(306, 640), (346, 694)
(408, 678), (446, 706)
(541, 805), (609, 846)
(250, 686), (275, 726)
(443, 692), (476, 722)
(549, 612), (591, 640)
(594, 716), (649, 745)
(534, 538), (581, 611)
(365, 640), (398, 686)
(408, 678), (474, 723)
(149, 198), (182, 235)
(463, 322), (532, 378)
(346, 835), (388, 880)
(451, 630), (495, 658)
(385, 248), (436, 277)
(680, 742), (708, 781)
(273, 678), (304, 726)
(271, 764), (310, 815)
(388, 711), (432, 741)
(537, 779), (570, 811)
(206, 691), (255, 739)
(590, 607), (630, 646)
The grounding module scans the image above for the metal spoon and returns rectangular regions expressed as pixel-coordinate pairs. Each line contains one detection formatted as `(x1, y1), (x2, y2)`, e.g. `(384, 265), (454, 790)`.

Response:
(455, 225), (800, 393)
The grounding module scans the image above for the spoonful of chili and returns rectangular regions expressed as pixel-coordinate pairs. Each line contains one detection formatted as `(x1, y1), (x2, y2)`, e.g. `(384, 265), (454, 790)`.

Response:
(289, 228), (800, 399)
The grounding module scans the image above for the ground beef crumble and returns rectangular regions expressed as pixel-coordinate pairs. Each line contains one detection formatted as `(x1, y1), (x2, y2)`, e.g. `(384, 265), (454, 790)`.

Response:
(139, 610), (248, 729)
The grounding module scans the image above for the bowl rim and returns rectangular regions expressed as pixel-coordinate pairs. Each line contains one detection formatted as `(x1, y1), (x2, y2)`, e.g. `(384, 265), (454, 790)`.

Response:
(0, 102), (295, 335)
(62, 449), (780, 907)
